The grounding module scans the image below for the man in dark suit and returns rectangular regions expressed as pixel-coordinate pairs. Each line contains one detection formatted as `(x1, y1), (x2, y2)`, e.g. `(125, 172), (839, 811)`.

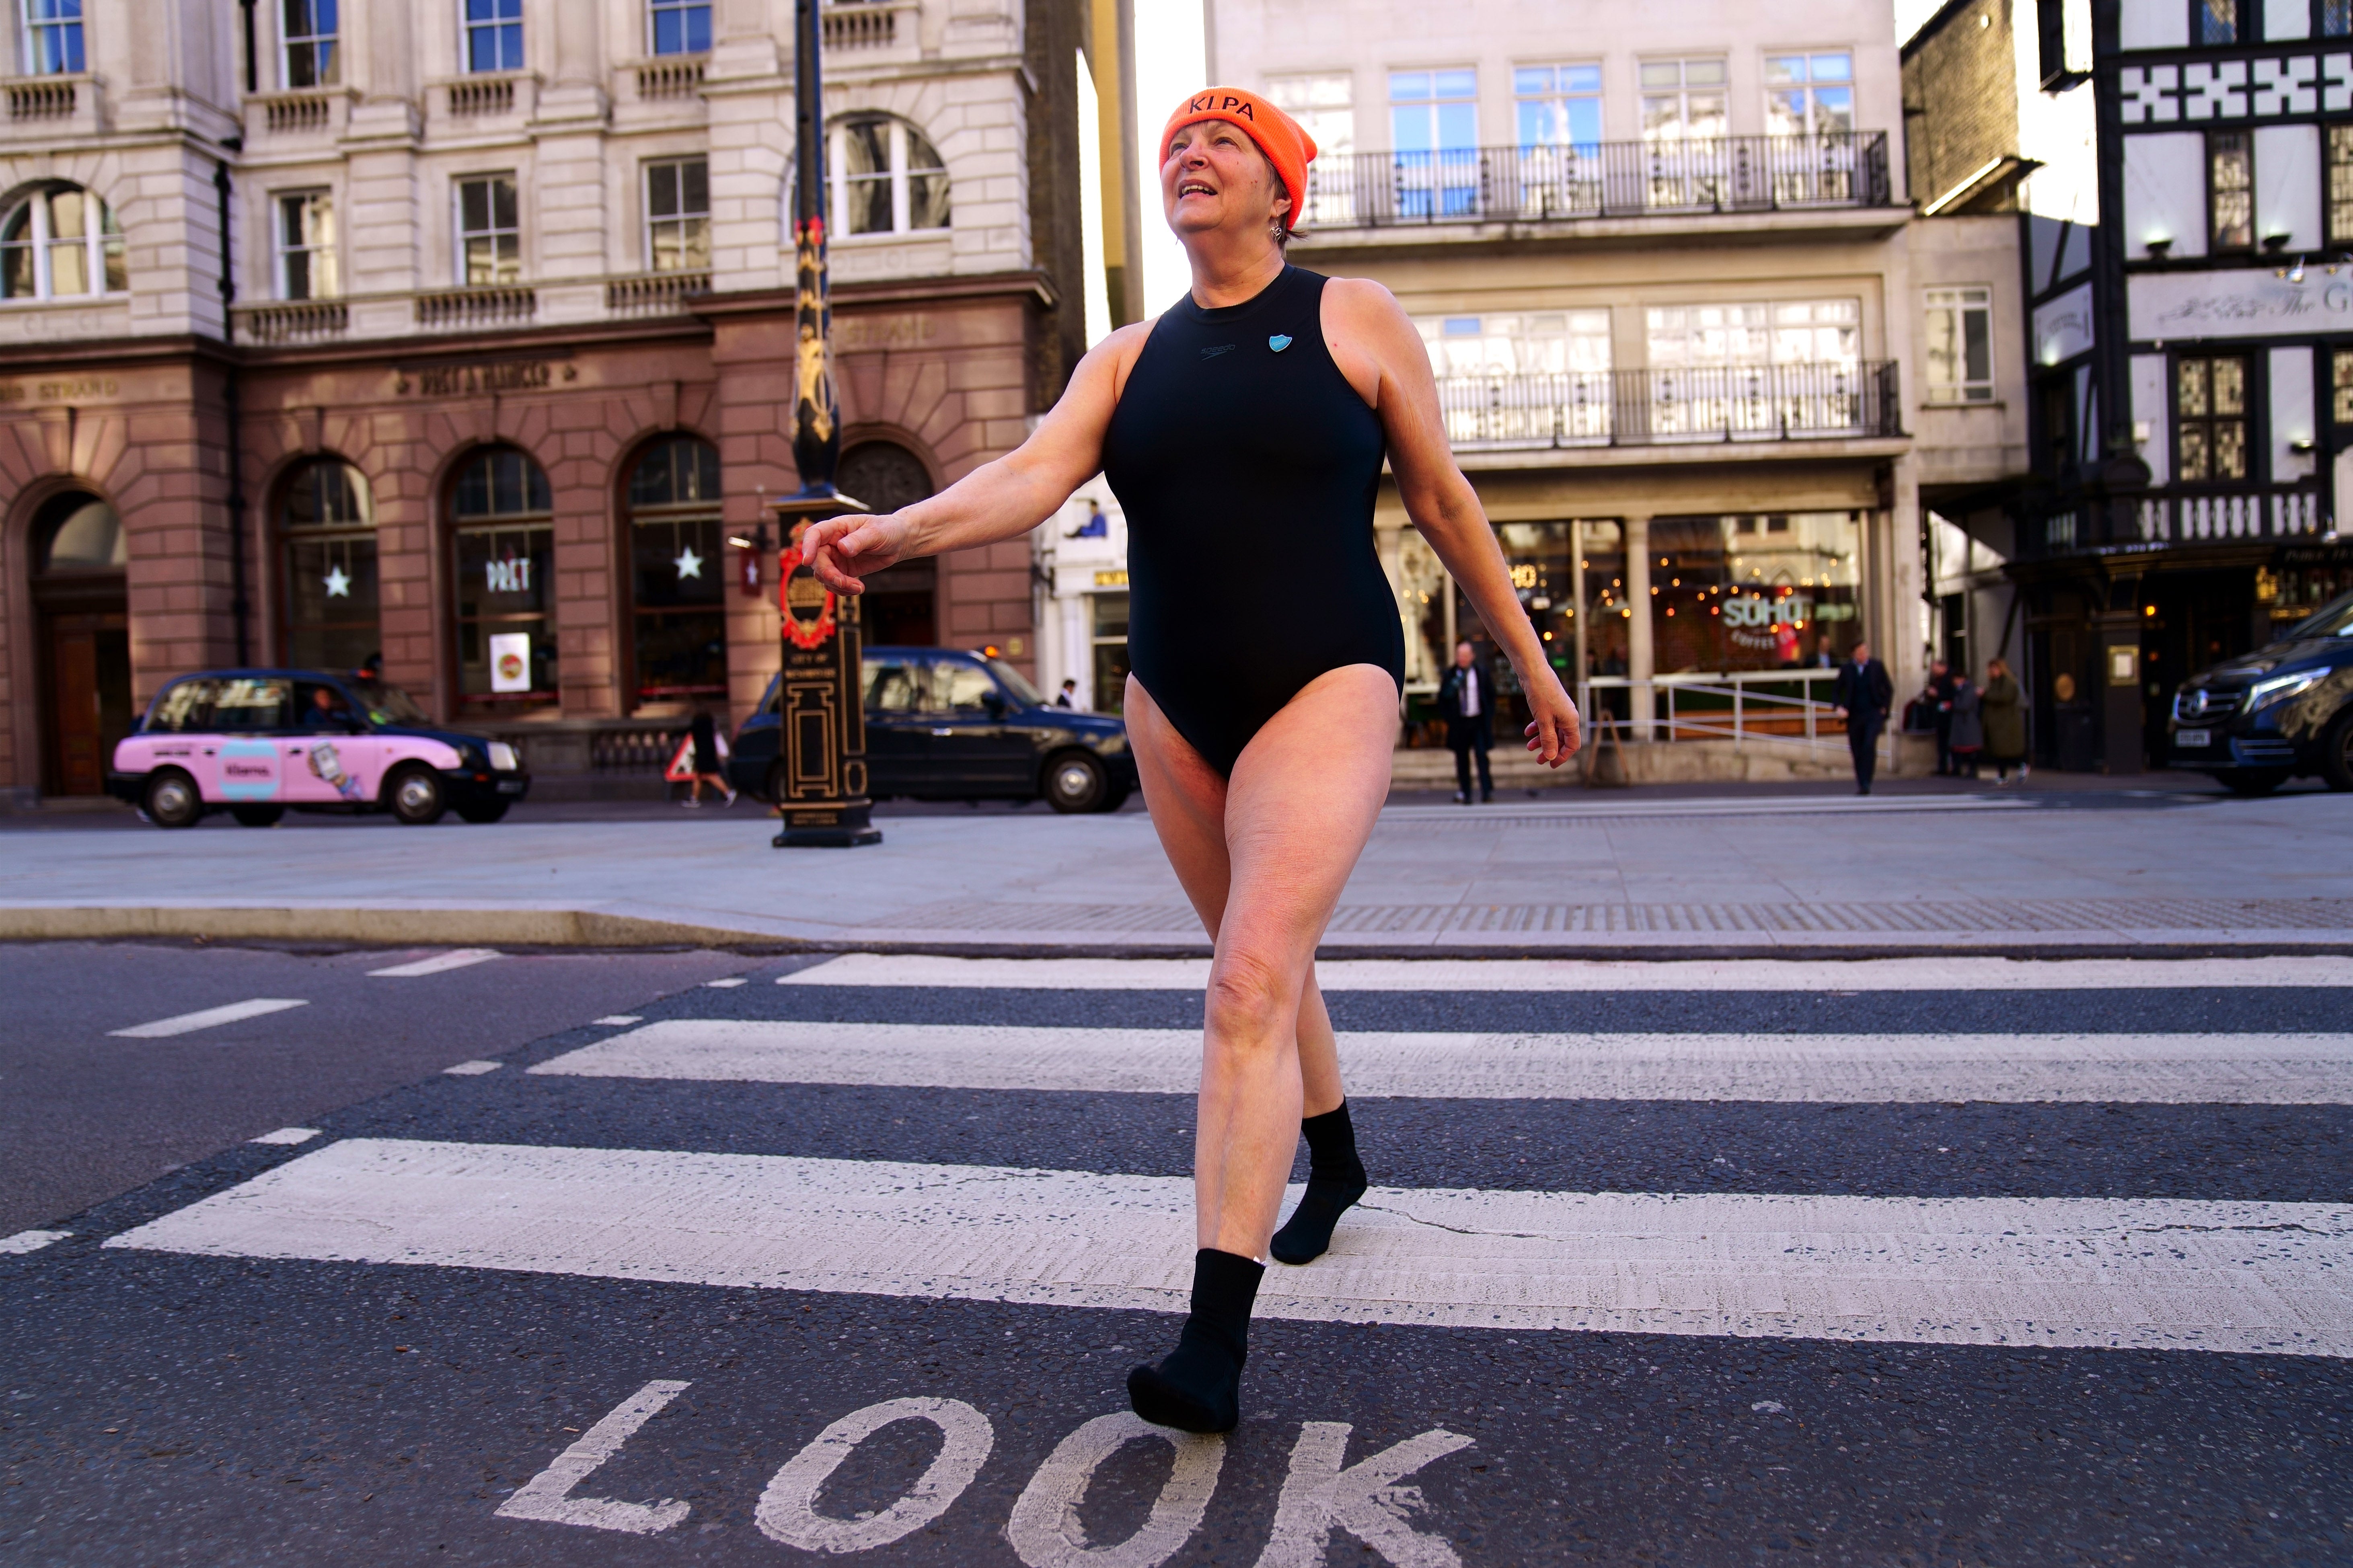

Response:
(1436, 640), (1494, 804)
(1830, 639), (1896, 795)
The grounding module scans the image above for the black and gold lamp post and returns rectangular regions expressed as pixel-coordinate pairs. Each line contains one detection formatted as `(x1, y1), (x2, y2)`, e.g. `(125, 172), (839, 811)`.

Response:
(769, 0), (880, 848)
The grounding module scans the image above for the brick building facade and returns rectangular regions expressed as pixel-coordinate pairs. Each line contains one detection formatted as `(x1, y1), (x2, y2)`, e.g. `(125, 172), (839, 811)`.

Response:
(0, 0), (1133, 804)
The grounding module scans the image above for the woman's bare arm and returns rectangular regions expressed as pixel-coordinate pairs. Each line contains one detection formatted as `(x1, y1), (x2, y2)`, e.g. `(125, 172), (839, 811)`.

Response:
(801, 320), (1152, 593)
(1322, 277), (1581, 764)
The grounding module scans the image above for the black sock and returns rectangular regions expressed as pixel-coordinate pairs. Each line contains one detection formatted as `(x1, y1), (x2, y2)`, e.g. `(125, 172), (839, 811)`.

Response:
(1128, 1248), (1263, 1433)
(1270, 1101), (1369, 1266)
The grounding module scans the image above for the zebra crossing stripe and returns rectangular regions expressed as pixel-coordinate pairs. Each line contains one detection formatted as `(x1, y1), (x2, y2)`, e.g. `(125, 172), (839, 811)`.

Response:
(779, 953), (2353, 992)
(104, 1138), (2353, 1358)
(528, 1020), (2353, 1105)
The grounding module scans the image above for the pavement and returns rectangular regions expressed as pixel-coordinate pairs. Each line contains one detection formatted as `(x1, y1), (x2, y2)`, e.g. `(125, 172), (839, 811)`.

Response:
(4, 941), (2351, 1564)
(4, 774), (2353, 956)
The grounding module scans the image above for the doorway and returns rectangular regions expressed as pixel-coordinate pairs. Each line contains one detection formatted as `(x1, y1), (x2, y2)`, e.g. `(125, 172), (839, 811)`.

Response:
(30, 492), (132, 796)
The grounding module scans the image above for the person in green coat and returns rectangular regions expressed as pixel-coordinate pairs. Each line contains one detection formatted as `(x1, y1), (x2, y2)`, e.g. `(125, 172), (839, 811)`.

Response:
(1982, 658), (2028, 785)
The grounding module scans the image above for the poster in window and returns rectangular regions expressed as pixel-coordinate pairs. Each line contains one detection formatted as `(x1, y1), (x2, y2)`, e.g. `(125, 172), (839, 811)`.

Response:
(489, 632), (532, 693)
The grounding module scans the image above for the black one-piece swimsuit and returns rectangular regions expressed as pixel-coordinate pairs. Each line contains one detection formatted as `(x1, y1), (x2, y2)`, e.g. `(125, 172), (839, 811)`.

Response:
(1099, 265), (1406, 776)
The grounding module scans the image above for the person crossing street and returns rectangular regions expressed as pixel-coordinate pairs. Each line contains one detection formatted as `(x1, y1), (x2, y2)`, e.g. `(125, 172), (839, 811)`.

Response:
(1830, 640), (1895, 795)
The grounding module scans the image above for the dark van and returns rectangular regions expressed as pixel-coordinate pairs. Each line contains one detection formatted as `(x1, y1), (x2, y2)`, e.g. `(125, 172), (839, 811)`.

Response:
(731, 647), (1138, 813)
(2168, 589), (2353, 794)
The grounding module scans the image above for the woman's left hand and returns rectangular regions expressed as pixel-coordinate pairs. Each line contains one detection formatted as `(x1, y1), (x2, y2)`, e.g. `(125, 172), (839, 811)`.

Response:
(1521, 673), (1582, 767)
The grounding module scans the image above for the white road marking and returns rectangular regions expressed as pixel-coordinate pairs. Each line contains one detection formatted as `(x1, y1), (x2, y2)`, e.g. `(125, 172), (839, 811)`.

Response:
(704, 977), (748, 989)
(108, 998), (308, 1038)
(1256, 1423), (1473, 1568)
(0, 1229), (70, 1255)
(1005, 1411), (1224, 1568)
(782, 953), (2353, 992)
(756, 1398), (993, 1554)
(368, 949), (503, 978)
(590, 1016), (643, 1026)
(530, 1020), (2353, 1106)
(107, 1138), (2353, 1357)
(495, 1379), (693, 1535)
(443, 1060), (502, 1076)
(249, 1127), (321, 1145)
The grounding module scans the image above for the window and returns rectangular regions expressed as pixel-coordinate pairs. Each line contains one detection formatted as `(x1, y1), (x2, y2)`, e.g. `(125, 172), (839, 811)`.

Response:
(1390, 69), (1478, 217)
(280, 459), (376, 673)
(21, 0), (82, 74)
(281, 0), (338, 88)
(1515, 64), (1601, 150)
(1652, 513), (1863, 673)
(1645, 301), (1862, 437)
(2208, 131), (2253, 252)
(464, 0), (523, 73)
(455, 174), (520, 285)
(1639, 58), (1727, 142)
(645, 157), (710, 271)
(2328, 0), (2352, 36)
(649, 0), (710, 55)
(2331, 126), (2353, 243)
(830, 116), (949, 236)
(275, 191), (337, 300)
(2335, 349), (2353, 425)
(1266, 74), (1354, 227)
(1646, 300), (1859, 369)
(0, 184), (125, 300)
(2177, 354), (2250, 482)
(626, 436), (726, 704)
(450, 448), (555, 704)
(1923, 287), (1995, 404)
(2196, 0), (2239, 45)
(1418, 311), (1612, 377)
(1765, 53), (1854, 139)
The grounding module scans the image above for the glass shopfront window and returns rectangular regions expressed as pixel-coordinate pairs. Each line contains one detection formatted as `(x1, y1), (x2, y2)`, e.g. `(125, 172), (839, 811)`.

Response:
(1091, 592), (1131, 715)
(1650, 512), (1862, 673)
(280, 458), (376, 673)
(450, 447), (555, 706)
(626, 435), (725, 706)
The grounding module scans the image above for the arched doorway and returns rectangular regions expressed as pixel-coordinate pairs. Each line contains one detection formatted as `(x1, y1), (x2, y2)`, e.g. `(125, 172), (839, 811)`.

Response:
(30, 492), (132, 796)
(837, 441), (936, 644)
(279, 458), (377, 673)
(625, 435), (726, 710)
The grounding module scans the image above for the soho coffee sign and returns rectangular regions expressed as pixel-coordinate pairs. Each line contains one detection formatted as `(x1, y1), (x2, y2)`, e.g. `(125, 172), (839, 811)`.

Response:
(2129, 268), (2353, 340)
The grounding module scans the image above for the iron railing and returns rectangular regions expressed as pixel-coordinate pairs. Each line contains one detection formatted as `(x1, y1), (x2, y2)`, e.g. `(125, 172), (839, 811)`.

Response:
(1578, 669), (1891, 765)
(1301, 133), (1893, 230)
(1436, 362), (1900, 450)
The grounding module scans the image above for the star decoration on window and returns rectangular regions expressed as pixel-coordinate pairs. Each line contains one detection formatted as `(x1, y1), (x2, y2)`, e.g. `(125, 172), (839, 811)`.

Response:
(323, 564), (352, 598)
(674, 546), (703, 580)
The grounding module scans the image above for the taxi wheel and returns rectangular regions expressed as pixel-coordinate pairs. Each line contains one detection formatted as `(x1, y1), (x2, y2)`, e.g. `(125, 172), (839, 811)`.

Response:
(387, 767), (447, 826)
(2320, 711), (2353, 792)
(230, 805), (284, 828)
(1044, 751), (1108, 814)
(144, 770), (202, 829)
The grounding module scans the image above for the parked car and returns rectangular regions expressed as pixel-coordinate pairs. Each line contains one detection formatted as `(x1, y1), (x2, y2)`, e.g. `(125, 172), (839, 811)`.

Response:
(108, 669), (530, 828)
(732, 647), (1137, 813)
(2169, 589), (2353, 794)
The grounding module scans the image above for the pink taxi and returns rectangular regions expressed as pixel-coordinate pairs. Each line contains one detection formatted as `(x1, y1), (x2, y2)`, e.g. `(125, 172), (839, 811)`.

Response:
(108, 669), (530, 828)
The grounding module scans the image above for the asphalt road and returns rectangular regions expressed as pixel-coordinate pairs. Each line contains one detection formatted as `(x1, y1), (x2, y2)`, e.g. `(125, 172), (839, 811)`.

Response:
(2, 944), (2349, 1565)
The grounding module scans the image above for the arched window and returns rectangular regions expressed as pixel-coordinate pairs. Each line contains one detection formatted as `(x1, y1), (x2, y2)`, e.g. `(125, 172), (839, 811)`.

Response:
(36, 495), (125, 573)
(280, 459), (376, 673)
(1, 184), (126, 301)
(450, 447), (555, 706)
(626, 435), (725, 706)
(838, 441), (937, 644)
(831, 115), (949, 236)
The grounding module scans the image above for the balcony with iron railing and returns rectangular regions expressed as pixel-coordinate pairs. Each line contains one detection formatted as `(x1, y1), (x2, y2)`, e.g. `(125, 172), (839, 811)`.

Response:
(1435, 362), (1902, 453)
(2026, 483), (2325, 556)
(1295, 133), (1894, 235)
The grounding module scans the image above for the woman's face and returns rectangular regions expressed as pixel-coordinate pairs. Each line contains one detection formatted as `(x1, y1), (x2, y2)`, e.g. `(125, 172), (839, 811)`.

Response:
(1161, 119), (1289, 243)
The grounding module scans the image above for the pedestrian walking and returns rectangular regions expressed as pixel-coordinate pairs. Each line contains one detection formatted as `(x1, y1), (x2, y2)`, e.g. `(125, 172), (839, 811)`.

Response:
(1829, 639), (1894, 795)
(1982, 657), (2028, 785)
(1947, 673), (1983, 780)
(1926, 658), (1956, 774)
(682, 704), (736, 808)
(1056, 678), (1080, 709)
(1436, 640), (1495, 803)
(800, 85), (1580, 1434)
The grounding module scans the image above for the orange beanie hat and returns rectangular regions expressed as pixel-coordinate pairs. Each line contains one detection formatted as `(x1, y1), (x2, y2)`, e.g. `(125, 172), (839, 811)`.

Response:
(1160, 87), (1317, 228)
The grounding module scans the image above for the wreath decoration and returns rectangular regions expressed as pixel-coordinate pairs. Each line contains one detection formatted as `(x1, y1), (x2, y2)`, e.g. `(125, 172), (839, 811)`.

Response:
(775, 527), (839, 651)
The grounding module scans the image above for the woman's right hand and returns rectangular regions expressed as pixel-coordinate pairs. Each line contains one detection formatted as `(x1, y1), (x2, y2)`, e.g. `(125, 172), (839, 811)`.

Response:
(799, 509), (914, 595)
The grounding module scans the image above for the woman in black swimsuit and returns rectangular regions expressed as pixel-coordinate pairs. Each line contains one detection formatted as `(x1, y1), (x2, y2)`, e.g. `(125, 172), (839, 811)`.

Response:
(804, 88), (1580, 1433)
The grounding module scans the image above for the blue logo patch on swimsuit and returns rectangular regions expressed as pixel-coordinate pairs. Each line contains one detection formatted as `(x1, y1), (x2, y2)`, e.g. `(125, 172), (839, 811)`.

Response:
(1200, 343), (1237, 360)
(1268, 334), (1293, 352)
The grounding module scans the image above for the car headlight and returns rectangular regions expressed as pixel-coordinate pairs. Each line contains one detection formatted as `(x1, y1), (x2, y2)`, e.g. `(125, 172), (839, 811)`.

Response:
(488, 741), (521, 772)
(2247, 670), (2324, 710)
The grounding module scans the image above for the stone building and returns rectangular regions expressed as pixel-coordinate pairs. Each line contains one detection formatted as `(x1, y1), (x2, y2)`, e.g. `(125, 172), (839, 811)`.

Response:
(1040, 0), (2031, 782)
(0, 0), (1137, 804)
